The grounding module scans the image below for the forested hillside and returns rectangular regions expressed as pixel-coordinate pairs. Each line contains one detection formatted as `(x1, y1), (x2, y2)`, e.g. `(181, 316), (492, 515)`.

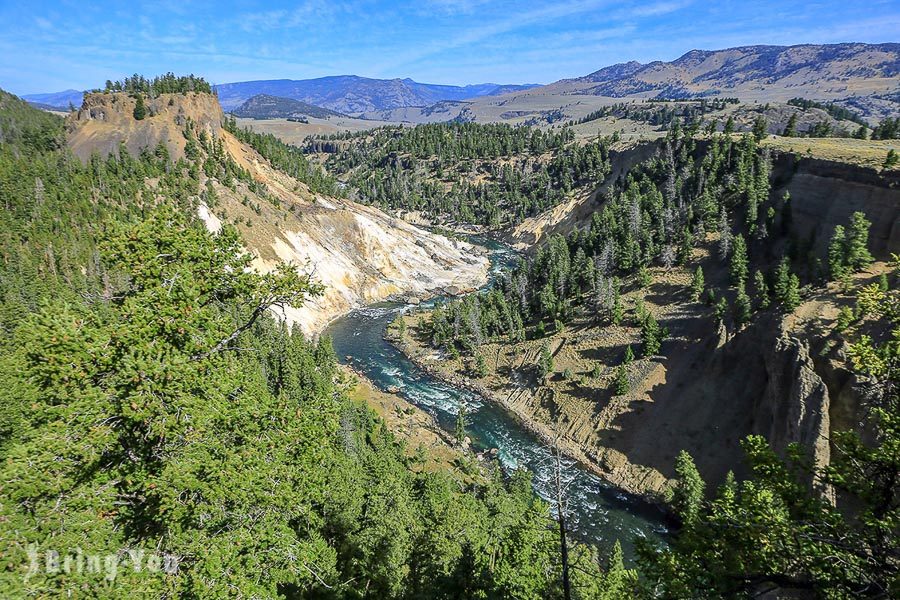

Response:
(232, 94), (348, 120)
(0, 87), (643, 598)
(304, 123), (613, 228)
(396, 125), (900, 597)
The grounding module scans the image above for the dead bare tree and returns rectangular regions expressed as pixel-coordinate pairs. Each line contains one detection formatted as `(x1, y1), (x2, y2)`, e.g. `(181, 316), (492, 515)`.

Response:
(550, 414), (573, 600)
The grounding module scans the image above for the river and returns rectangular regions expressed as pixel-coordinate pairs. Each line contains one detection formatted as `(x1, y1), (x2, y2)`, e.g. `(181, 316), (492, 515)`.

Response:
(325, 237), (668, 561)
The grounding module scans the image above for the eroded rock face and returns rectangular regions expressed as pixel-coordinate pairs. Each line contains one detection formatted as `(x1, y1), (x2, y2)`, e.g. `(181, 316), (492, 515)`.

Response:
(67, 92), (490, 336)
(773, 153), (900, 257)
(255, 199), (489, 337)
(756, 334), (831, 477)
(67, 92), (224, 161)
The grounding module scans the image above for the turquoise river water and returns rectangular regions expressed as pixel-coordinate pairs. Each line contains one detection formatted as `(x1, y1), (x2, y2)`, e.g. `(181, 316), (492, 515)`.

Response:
(325, 237), (668, 560)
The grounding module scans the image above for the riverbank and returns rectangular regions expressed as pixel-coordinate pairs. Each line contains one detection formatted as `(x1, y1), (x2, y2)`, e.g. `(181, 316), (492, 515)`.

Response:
(385, 322), (673, 506)
(340, 363), (505, 488)
(339, 364), (465, 471)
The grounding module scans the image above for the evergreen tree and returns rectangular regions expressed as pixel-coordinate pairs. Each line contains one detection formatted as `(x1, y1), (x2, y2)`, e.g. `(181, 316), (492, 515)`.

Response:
(538, 342), (554, 382)
(669, 451), (705, 525)
(133, 93), (147, 120)
(836, 306), (853, 331)
(730, 234), (749, 286)
(474, 353), (488, 377)
(828, 224), (848, 280)
(846, 211), (874, 270)
(614, 364), (629, 396)
(455, 402), (468, 445)
(715, 296), (728, 324)
(773, 257), (792, 304)
(752, 115), (768, 141)
(733, 282), (752, 325)
(641, 313), (663, 356)
(784, 273), (802, 311)
(690, 266), (705, 302)
(782, 113), (798, 137)
(723, 116), (735, 136)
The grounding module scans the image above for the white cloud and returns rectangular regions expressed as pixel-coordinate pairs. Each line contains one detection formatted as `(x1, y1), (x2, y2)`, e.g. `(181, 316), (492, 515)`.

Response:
(372, 0), (616, 74)
(625, 0), (693, 18)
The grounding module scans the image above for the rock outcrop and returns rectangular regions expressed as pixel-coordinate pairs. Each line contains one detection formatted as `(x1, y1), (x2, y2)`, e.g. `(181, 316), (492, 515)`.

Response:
(756, 334), (831, 477)
(67, 92), (224, 161)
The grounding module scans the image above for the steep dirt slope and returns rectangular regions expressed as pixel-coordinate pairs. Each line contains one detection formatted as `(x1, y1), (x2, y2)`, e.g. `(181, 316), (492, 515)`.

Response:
(67, 92), (489, 335)
(504, 141), (659, 249)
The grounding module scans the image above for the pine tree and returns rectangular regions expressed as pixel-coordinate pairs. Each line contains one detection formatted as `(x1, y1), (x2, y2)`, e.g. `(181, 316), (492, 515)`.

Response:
(828, 225), (848, 280)
(690, 266), (705, 302)
(752, 116), (768, 141)
(614, 363), (629, 395)
(723, 116), (735, 136)
(669, 451), (705, 524)
(538, 342), (554, 382)
(715, 296), (728, 324)
(773, 257), (791, 304)
(133, 93), (147, 120)
(730, 234), (749, 286)
(455, 402), (468, 445)
(782, 113), (798, 137)
(474, 353), (488, 377)
(836, 306), (853, 331)
(784, 274), (801, 311)
(846, 211), (874, 270)
(734, 282), (752, 326)
(612, 288), (624, 325)
(642, 314), (663, 356)
(638, 265), (651, 288)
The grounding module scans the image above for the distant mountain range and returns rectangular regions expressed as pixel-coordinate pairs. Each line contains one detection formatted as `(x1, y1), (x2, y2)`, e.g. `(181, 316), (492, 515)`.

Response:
(21, 89), (84, 110)
(213, 76), (539, 113)
(231, 94), (347, 119)
(554, 43), (900, 103)
(21, 43), (900, 117)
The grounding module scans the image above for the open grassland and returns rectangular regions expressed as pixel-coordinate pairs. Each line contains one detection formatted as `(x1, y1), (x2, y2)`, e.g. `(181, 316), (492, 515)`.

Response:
(235, 115), (398, 145)
(761, 136), (900, 170)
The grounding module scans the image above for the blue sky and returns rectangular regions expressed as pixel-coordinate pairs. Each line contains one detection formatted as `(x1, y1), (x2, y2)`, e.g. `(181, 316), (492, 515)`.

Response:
(2, 0), (899, 95)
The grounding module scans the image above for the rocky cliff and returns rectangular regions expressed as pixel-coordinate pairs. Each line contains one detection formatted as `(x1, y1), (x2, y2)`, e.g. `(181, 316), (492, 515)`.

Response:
(66, 92), (489, 335)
